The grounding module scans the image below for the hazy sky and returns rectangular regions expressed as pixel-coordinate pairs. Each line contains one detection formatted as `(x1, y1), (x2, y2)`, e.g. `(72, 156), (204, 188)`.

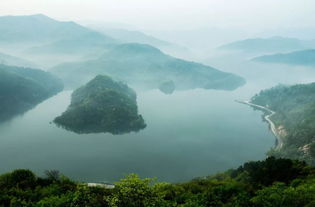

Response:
(1, 0), (315, 31)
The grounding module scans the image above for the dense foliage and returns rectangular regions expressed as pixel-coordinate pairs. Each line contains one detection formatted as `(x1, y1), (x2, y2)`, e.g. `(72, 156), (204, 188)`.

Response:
(54, 75), (146, 134)
(51, 43), (245, 90)
(0, 157), (314, 207)
(0, 64), (63, 122)
(251, 83), (315, 164)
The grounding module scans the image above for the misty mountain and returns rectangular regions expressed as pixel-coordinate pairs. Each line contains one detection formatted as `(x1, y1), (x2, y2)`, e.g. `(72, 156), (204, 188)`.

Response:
(0, 52), (37, 68)
(0, 14), (115, 44)
(93, 28), (172, 47)
(51, 43), (245, 90)
(0, 14), (117, 62)
(0, 14), (122, 68)
(252, 49), (315, 66)
(0, 64), (63, 122)
(88, 27), (192, 59)
(26, 32), (117, 55)
(219, 37), (315, 53)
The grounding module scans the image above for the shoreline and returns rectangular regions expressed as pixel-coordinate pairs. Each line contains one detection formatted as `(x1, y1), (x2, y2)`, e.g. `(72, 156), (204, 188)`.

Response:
(236, 100), (283, 150)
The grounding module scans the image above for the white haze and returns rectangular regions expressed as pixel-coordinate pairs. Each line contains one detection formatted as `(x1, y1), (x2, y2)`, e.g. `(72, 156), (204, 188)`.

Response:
(1, 0), (315, 32)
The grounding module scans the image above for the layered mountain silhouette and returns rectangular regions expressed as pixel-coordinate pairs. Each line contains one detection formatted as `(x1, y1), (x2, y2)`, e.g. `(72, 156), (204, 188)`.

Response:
(51, 43), (245, 90)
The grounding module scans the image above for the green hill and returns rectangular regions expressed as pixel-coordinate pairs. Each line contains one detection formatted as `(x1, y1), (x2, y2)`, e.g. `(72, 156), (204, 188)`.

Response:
(251, 83), (315, 164)
(0, 64), (63, 122)
(54, 75), (146, 134)
(51, 43), (246, 90)
(252, 49), (315, 66)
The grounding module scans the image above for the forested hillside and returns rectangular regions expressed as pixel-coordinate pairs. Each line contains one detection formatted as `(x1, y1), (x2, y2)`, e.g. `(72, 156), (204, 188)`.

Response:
(0, 157), (314, 207)
(251, 83), (315, 164)
(0, 64), (63, 122)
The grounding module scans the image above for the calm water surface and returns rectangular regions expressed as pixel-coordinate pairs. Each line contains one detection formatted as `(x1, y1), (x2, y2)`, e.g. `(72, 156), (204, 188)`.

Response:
(0, 82), (275, 183)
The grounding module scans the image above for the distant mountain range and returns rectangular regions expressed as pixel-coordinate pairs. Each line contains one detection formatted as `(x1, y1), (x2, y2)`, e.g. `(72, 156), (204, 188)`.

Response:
(219, 37), (315, 53)
(0, 14), (115, 44)
(90, 27), (172, 47)
(26, 32), (116, 56)
(0, 52), (37, 68)
(0, 14), (117, 60)
(0, 14), (245, 91)
(51, 43), (245, 90)
(252, 49), (315, 66)
(87, 27), (191, 59)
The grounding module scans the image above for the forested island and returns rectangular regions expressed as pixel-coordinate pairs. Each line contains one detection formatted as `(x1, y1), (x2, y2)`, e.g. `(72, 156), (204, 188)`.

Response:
(1, 157), (315, 206)
(54, 75), (146, 134)
(251, 83), (315, 164)
(159, 80), (175, 94)
(0, 64), (63, 122)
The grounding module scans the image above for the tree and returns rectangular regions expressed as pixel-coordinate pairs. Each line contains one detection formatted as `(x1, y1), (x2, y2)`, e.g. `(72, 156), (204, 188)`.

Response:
(107, 174), (167, 207)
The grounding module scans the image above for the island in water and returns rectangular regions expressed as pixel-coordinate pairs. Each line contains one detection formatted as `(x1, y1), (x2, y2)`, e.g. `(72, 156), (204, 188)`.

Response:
(0, 64), (63, 122)
(159, 80), (175, 94)
(54, 75), (146, 134)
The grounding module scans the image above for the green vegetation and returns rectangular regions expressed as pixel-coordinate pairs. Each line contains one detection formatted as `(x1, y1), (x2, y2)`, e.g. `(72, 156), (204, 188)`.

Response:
(252, 49), (315, 66)
(0, 64), (63, 122)
(51, 43), (245, 90)
(54, 75), (146, 134)
(0, 157), (314, 206)
(251, 83), (315, 164)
